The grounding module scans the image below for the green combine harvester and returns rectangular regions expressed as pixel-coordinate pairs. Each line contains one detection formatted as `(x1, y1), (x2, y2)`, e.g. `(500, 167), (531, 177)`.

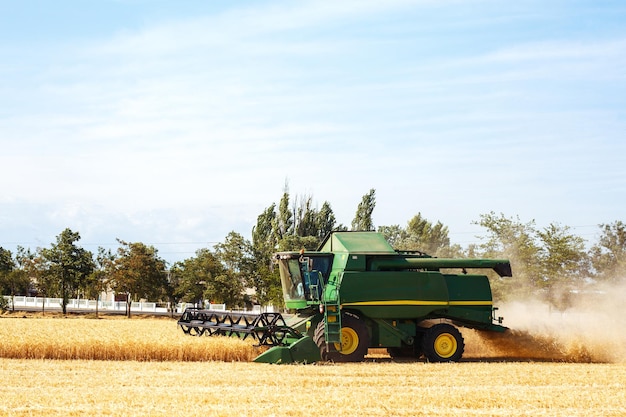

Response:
(178, 231), (511, 364)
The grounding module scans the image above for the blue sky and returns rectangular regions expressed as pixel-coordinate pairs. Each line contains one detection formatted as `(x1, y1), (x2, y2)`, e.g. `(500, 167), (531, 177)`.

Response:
(1, 0), (625, 263)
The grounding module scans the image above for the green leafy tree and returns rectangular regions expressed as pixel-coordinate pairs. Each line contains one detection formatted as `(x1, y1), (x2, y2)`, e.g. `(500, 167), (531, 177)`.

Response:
(0, 247), (15, 311)
(205, 272), (245, 308)
(15, 246), (51, 313)
(171, 248), (224, 307)
(295, 195), (313, 237)
(250, 193), (335, 309)
(536, 223), (590, 309)
(252, 204), (277, 253)
(251, 204), (282, 307)
(379, 215), (460, 258)
(351, 188), (376, 231)
(316, 201), (337, 240)
(214, 232), (253, 276)
(245, 254), (279, 308)
(41, 228), (95, 315)
(398, 213), (451, 255)
(85, 247), (115, 317)
(591, 221), (626, 282)
(378, 224), (408, 248)
(109, 240), (167, 317)
(293, 196), (341, 248)
(249, 187), (358, 309)
(0, 248), (30, 311)
(474, 212), (541, 301)
(213, 231), (254, 308)
(0, 247), (13, 276)
(277, 235), (319, 251)
(274, 186), (293, 240)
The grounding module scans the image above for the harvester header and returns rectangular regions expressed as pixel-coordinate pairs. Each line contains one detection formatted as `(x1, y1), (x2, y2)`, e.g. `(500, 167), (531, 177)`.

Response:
(178, 231), (511, 364)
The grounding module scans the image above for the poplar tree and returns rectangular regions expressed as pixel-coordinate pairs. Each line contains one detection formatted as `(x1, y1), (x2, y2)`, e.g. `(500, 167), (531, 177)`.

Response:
(351, 188), (376, 231)
(316, 201), (337, 240)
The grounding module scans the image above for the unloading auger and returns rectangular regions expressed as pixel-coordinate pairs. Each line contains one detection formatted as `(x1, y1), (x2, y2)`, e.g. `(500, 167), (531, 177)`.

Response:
(178, 231), (513, 364)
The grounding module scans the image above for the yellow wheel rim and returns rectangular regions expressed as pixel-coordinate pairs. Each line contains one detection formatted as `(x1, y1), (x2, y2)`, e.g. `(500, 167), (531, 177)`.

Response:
(334, 327), (359, 355)
(434, 333), (457, 358)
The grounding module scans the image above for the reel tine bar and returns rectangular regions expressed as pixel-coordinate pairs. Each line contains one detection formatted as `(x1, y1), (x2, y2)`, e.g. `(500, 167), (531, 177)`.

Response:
(177, 308), (302, 346)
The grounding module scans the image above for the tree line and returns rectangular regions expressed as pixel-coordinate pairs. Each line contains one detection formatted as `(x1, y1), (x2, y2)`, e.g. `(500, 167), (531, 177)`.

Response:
(1, 187), (625, 313)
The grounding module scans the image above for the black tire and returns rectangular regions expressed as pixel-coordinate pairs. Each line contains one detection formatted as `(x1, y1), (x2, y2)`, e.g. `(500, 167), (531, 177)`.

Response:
(314, 313), (369, 362)
(422, 323), (464, 362)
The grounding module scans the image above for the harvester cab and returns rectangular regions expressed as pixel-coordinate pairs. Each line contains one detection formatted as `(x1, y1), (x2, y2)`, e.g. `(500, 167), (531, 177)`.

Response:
(276, 251), (332, 305)
(178, 231), (512, 364)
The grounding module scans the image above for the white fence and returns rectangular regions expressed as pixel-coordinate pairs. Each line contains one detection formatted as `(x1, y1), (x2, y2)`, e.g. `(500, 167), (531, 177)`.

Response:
(4, 296), (169, 313)
(3, 296), (271, 314)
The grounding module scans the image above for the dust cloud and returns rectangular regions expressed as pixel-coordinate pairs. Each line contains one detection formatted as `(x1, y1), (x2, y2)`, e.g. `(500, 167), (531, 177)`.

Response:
(464, 282), (626, 363)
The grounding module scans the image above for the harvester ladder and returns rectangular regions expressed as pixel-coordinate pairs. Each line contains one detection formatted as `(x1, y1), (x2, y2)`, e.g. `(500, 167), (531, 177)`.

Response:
(323, 295), (342, 345)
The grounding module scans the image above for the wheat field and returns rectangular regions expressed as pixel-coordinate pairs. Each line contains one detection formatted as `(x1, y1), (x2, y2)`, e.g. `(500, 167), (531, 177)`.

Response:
(1, 313), (625, 416)
(0, 313), (256, 361)
(1, 359), (625, 416)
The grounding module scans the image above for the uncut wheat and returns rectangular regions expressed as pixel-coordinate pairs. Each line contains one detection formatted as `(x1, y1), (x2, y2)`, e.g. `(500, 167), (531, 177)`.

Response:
(0, 316), (257, 361)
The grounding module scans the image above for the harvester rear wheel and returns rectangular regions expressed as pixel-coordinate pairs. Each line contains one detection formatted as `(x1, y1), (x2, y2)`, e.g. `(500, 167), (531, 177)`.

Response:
(422, 324), (464, 362)
(314, 313), (369, 362)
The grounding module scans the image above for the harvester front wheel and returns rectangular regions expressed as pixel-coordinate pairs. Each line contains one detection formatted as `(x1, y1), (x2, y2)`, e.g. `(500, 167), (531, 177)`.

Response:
(314, 313), (369, 362)
(422, 324), (464, 362)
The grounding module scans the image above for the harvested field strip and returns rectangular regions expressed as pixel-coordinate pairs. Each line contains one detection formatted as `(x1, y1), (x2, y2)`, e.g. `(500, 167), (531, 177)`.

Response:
(1, 359), (625, 417)
(0, 315), (257, 361)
